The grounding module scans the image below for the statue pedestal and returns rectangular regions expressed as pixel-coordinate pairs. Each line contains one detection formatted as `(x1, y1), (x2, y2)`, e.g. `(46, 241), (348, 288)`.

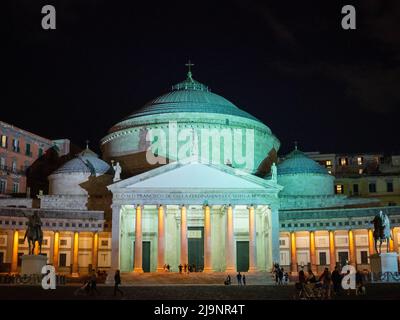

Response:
(370, 253), (399, 282)
(21, 255), (47, 275)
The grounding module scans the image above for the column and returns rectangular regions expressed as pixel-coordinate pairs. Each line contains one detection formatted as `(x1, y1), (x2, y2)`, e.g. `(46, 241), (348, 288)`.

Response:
(92, 232), (99, 271)
(110, 204), (121, 272)
(393, 227), (399, 254)
(11, 230), (19, 273)
(203, 205), (212, 272)
(389, 229), (394, 252)
(309, 231), (317, 272)
(248, 205), (257, 272)
(329, 230), (336, 271)
(270, 205), (280, 265)
(72, 232), (79, 276)
(348, 230), (356, 267)
(290, 231), (297, 274)
(225, 205), (235, 272)
(133, 204), (143, 273)
(53, 231), (59, 272)
(180, 205), (188, 266)
(156, 205), (166, 272)
(34, 241), (39, 255)
(368, 229), (375, 255)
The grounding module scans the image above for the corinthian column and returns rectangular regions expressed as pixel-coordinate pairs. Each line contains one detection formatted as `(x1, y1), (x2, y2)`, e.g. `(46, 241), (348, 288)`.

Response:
(133, 204), (143, 273)
(203, 205), (212, 272)
(156, 205), (166, 272)
(225, 205), (235, 272)
(248, 205), (257, 272)
(180, 205), (188, 266)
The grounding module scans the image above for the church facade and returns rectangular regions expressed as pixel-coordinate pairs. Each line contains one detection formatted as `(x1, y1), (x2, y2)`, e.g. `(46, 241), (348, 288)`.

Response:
(0, 70), (399, 276)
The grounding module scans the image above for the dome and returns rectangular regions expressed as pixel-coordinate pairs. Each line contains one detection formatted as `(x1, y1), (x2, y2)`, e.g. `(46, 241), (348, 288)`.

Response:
(277, 148), (334, 196)
(120, 73), (260, 125)
(277, 149), (328, 176)
(101, 70), (280, 175)
(52, 148), (110, 175)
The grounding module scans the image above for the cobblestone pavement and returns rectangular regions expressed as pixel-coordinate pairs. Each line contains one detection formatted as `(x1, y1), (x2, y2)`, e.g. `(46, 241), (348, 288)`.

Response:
(0, 283), (399, 300)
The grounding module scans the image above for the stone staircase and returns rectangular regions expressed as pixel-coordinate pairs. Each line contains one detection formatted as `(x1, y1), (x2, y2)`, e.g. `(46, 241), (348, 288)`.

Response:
(118, 272), (276, 286)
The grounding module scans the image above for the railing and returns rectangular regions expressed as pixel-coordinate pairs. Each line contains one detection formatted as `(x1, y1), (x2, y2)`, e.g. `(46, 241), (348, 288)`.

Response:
(0, 165), (26, 175)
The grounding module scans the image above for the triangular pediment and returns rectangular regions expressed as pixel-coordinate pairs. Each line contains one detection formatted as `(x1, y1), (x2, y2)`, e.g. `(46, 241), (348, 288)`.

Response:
(108, 161), (282, 192)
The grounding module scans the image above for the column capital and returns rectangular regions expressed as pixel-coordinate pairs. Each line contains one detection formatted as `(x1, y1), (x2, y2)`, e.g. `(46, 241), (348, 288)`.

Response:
(135, 204), (143, 210)
(179, 204), (188, 210)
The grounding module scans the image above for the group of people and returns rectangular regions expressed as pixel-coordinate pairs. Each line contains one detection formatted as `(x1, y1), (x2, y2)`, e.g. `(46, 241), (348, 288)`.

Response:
(178, 263), (197, 273)
(74, 270), (124, 297)
(224, 272), (246, 285)
(296, 266), (366, 299)
(273, 263), (290, 285)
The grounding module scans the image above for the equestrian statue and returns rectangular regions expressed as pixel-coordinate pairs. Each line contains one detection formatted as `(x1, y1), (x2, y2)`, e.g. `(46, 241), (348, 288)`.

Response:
(23, 211), (43, 255)
(371, 210), (392, 254)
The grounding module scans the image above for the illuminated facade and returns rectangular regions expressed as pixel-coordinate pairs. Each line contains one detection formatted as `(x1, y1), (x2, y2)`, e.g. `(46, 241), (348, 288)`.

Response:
(0, 72), (399, 276)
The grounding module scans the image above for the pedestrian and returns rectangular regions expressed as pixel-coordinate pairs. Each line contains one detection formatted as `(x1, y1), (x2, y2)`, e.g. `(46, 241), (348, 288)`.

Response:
(318, 267), (332, 299)
(178, 264), (183, 273)
(90, 271), (100, 295)
(242, 274), (246, 285)
(331, 265), (342, 296)
(278, 267), (284, 285)
(236, 272), (242, 285)
(167, 264), (170, 272)
(224, 275), (231, 285)
(184, 264), (187, 273)
(114, 270), (124, 296)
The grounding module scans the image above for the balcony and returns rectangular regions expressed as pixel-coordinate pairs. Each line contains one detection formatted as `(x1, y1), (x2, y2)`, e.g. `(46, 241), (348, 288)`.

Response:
(0, 165), (26, 176)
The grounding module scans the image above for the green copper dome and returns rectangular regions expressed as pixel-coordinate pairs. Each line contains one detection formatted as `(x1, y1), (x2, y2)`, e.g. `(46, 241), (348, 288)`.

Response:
(123, 72), (260, 123)
(278, 148), (329, 175)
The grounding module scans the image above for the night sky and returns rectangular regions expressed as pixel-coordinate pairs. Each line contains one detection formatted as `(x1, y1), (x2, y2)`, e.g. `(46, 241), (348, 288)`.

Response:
(3, 1), (400, 155)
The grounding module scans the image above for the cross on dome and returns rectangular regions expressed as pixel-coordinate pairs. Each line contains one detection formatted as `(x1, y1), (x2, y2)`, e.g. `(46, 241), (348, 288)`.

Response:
(185, 60), (194, 80)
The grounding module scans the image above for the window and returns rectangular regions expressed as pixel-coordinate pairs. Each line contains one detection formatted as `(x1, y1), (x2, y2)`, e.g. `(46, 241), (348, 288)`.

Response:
(340, 157), (348, 166)
(101, 240), (108, 246)
(18, 238), (25, 245)
(0, 135), (7, 148)
(38, 148), (43, 157)
(335, 184), (344, 194)
(319, 252), (327, 265)
(360, 251), (368, 264)
(359, 169), (363, 175)
(59, 253), (67, 267)
(279, 239), (286, 246)
(357, 157), (363, 165)
(326, 160), (332, 167)
(353, 184), (359, 195)
(12, 139), (20, 152)
(12, 182), (19, 193)
(387, 182), (394, 193)
(369, 183), (377, 193)
(11, 161), (17, 173)
(25, 143), (31, 156)
(60, 239), (67, 246)
(17, 253), (24, 266)
(0, 180), (6, 193)
(0, 157), (5, 169)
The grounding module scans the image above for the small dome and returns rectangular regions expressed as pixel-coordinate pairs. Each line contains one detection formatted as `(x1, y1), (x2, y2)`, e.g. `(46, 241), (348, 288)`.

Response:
(278, 149), (328, 175)
(276, 148), (334, 196)
(52, 148), (110, 175)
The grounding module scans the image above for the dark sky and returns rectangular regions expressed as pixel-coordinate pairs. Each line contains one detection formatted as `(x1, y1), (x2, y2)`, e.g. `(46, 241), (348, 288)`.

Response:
(3, 0), (400, 155)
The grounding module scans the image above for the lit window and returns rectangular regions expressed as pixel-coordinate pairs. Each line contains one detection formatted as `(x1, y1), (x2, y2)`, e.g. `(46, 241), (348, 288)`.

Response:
(359, 169), (363, 174)
(335, 185), (344, 194)
(326, 160), (332, 167)
(328, 170), (332, 174)
(340, 158), (348, 166)
(357, 157), (363, 165)
(0, 135), (7, 148)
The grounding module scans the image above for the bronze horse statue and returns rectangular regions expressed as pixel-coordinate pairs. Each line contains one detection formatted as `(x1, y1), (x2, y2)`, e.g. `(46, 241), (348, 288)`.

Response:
(371, 210), (391, 254)
(23, 212), (43, 255)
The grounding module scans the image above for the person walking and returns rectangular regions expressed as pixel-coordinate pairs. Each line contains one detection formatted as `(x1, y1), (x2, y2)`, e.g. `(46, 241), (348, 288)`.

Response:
(178, 264), (183, 274)
(242, 274), (246, 285)
(319, 267), (332, 299)
(278, 268), (284, 285)
(90, 271), (100, 295)
(236, 272), (242, 285)
(114, 270), (124, 296)
(331, 266), (342, 296)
